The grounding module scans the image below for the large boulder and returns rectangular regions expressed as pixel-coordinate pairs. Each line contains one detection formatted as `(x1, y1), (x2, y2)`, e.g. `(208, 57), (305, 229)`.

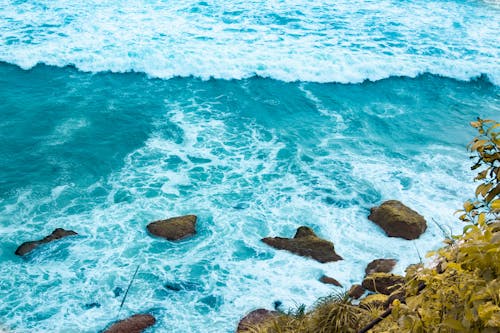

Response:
(262, 226), (342, 263)
(15, 228), (78, 256)
(147, 215), (197, 241)
(362, 272), (405, 295)
(237, 309), (279, 332)
(368, 200), (427, 240)
(365, 259), (397, 276)
(103, 314), (156, 333)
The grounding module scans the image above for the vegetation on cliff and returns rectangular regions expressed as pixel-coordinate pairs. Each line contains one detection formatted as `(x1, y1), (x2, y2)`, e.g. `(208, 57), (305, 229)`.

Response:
(243, 119), (500, 333)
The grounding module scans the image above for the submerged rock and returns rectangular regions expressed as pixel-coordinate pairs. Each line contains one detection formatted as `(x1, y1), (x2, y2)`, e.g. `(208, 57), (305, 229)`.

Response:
(237, 309), (279, 332)
(262, 226), (342, 263)
(368, 200), (427, 240)
(348, 284), (365, 299)
(362, 272), (405, 295)
(15, 228), (78, 256)
(365, 259), (397, 276)
(147, 215), (197, 241)
(103, 314), (156, 333)
(319, 275), (342, 287)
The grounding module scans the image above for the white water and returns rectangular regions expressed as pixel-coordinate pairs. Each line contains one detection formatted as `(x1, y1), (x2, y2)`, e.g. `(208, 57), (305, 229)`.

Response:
(0, 0), (499, 84)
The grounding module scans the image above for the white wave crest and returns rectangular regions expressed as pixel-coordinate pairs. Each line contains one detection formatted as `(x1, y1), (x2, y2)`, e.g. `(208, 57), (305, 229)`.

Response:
(0, 0), (499, 84)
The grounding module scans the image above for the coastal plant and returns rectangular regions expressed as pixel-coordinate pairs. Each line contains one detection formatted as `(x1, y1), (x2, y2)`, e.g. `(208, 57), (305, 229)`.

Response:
(307, 291), (368, 333)
(459, 118), (500, 226)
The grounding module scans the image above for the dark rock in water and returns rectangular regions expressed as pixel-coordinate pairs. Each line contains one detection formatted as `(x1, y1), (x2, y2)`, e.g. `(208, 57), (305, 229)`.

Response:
(147, 215), (197, 241)
(113, 287), (124, 298)
(84, 302), (100, 309)
(103, 314), (156, 333)
(262, 226), (342, 263)
(365, 259), (397, 276)
(319, 275), (342, 287)
(164, 281), (199, 292)
(368, 200), (427, 240)
(237, 309), (279, 332)
(15, 228), (78, 256)
(273, 301), (283, 311)
(362, 272), (405, 295)
(348, 284), (365, 299)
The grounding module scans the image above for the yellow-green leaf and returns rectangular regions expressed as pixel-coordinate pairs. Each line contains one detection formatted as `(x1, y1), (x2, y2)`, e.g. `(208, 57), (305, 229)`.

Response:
(464, 201), (474, 213)
(442, 318), (466, 331)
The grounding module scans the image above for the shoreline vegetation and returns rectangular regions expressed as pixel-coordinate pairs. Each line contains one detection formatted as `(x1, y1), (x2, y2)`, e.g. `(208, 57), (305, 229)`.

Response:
(10, 119), (500, 332)
(238, 119), (500, 333)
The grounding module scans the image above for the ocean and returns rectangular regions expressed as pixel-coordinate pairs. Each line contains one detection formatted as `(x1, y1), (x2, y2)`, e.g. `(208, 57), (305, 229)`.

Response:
(0, 0), (499, 332)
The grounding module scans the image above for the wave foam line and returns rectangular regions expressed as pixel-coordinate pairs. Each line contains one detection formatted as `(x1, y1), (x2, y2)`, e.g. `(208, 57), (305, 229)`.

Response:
(0, 0), (499, 85)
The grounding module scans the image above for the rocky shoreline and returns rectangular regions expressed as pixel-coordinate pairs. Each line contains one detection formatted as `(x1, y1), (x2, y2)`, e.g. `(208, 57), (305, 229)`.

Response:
(13, 200), (427, 332)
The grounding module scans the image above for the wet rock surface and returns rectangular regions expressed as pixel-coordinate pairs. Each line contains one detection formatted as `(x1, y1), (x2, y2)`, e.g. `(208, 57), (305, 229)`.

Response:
(103, 314), (156, 333)
(348, 284), (365, 299)
(362, 272), (405, 295)
(262, 226), (342, 263)
(368, 200), (427, 240)
(147, 215), (197, 241)
(15, 228), (78, 256)
(237, 309), (279, 332)
(319, 275), (342, 287)
(365, 259), (397, 275)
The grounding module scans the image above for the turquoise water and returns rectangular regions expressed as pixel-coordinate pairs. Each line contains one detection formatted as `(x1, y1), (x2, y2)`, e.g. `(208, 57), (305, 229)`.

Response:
(0, 0), (499, 332)
(0, 62), (499, 332)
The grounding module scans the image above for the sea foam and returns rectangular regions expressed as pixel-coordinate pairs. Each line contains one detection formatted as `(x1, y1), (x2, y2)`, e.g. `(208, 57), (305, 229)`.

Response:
(0, 0), (499, 84)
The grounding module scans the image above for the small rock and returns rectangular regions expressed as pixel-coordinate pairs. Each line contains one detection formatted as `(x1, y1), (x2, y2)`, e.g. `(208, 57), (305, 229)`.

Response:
(319, 275), (342, 287)
(368, 200), (427, 240)
(237, 309), (279, 332)
(103, 314), (156, 333)
(262, 226), (342, 263)
(15, 228), (78, 256)
(113, 287), (124, 298)
(147, 215), (197, 241)
(348, 284), (365, 299)
(84, 302), (100, 309)
(365, 259), (397, 276)
(362, 272), (405, 295)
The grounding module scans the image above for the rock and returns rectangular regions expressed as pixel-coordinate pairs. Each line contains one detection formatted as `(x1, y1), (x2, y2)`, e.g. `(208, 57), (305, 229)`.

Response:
(319, 275), (342, 287)
(113, 287), (124, 298)
(15, 228), (78, 256)
(262, 226), (342, 263)
(273, 301), (283, 311)
(84, 302), (101, 310)
(348, 284), (365, 299)
(359, 294), (389, 309)
(365, 259), (397, 276)
(368, 200), (427, 240)
(147, 215), (197, 241)
(103, 314), (156, 333)
(237, 309), (279, 332)
(362, 273), (405, 295)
